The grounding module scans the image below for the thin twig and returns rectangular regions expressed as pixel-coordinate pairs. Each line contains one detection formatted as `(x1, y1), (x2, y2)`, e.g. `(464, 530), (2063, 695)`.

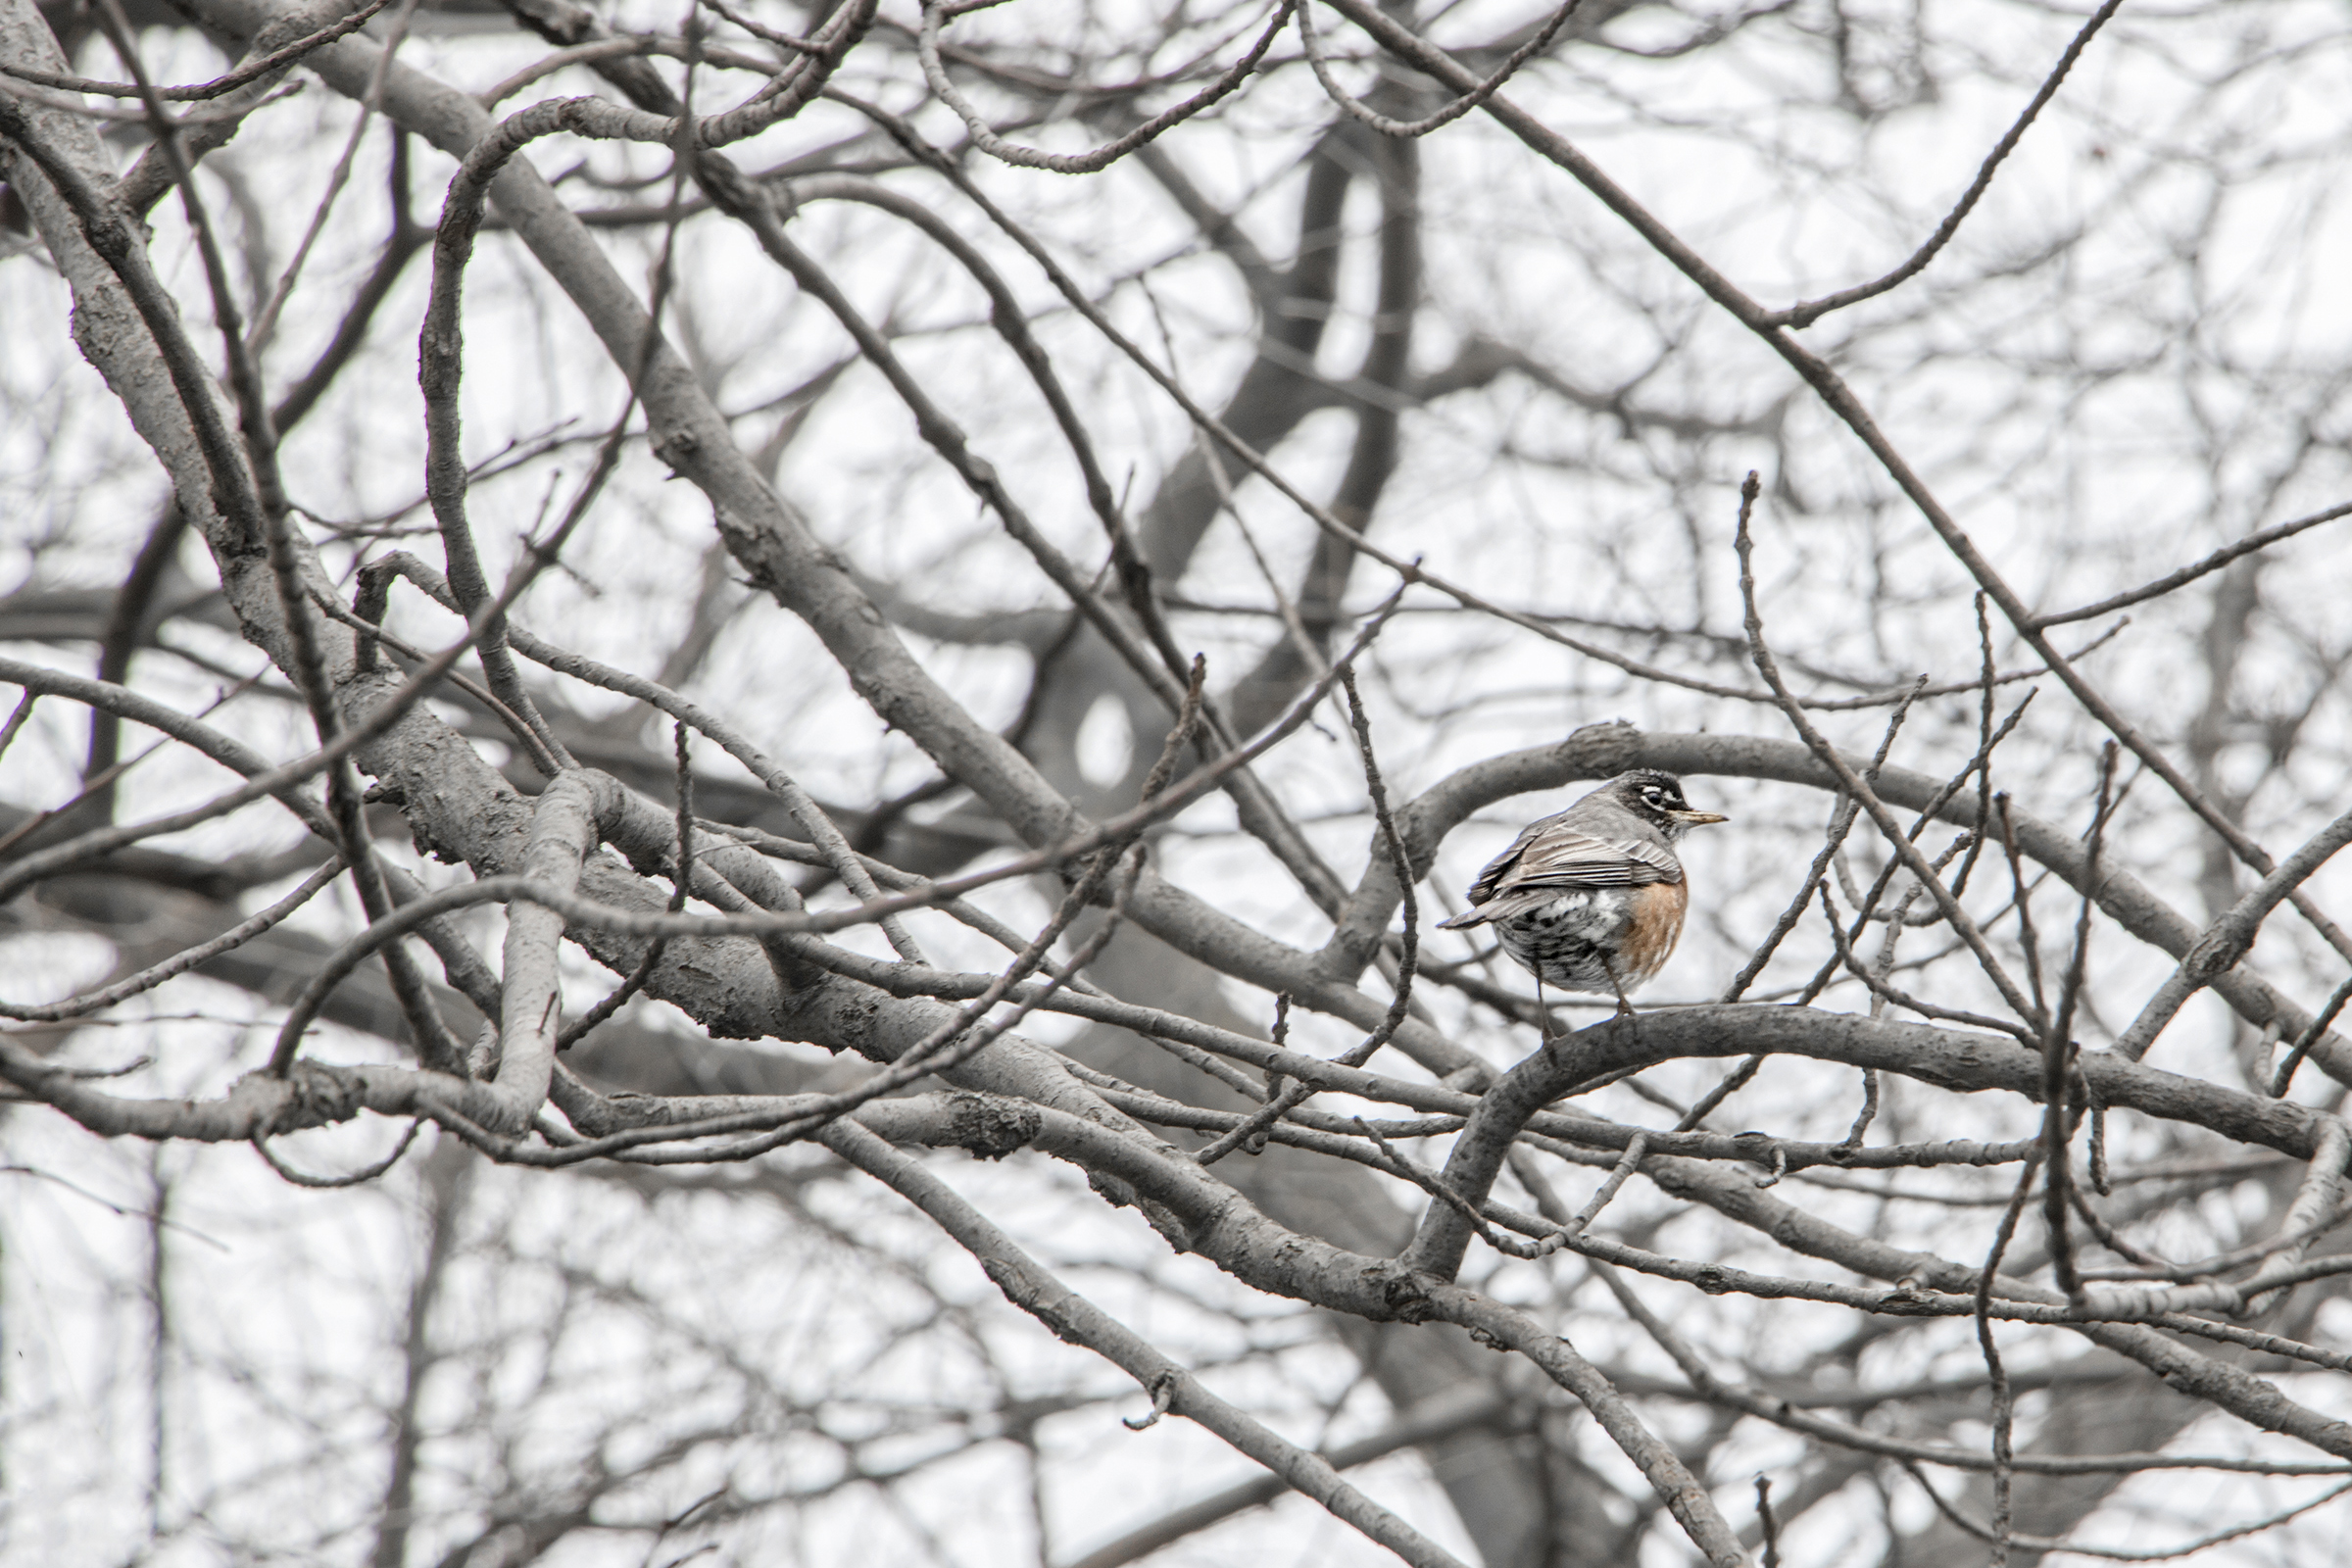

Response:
(0, 857), (346, 1021)
(2032, 499), (2352, 628)
(1770, 0), (2126, 328)
(252, 1117), (424, 1188)
(0, 0), (393, 100)
(917, 0), (1294, 174)
(2041, 744), (2120, 1299)
(1997, 795), (2048, 1024)
(2274, 969), (2352, 1099)
(1298, 0), (1581, 138)
(1976, 1151), (2042, 1568)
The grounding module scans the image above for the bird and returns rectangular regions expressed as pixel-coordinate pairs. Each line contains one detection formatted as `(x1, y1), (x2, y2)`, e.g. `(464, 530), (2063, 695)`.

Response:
(1437, 769), (1727, 1031)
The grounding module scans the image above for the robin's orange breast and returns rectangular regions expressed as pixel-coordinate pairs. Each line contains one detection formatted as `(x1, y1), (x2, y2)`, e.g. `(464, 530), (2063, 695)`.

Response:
(1615, 879), (1689, 985)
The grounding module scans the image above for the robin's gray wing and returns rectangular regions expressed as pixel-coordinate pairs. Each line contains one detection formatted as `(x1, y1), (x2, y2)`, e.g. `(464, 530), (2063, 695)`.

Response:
(1438, 823), (1681, 928)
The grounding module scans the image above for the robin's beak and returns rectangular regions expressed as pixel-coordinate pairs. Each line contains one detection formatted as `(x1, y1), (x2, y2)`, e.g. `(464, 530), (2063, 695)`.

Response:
(1671, 808), (1729, 826)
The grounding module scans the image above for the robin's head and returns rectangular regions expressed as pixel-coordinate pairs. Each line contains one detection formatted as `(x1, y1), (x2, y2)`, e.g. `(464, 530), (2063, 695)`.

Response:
(1598, 770), (1728, 839)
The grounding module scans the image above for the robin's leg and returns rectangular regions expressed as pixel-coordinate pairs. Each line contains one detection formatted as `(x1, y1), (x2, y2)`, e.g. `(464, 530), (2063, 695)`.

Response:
(1535, 976), (1553, 1048)
(1602, 958), (1636, 1020)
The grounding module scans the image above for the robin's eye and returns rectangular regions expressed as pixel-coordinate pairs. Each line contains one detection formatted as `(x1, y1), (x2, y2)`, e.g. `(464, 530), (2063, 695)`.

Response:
(1642, 788), (1663, 803)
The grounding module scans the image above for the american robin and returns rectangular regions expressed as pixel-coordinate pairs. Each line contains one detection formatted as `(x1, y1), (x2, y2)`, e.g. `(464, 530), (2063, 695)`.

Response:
(1437, 769), (1727, 1027)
